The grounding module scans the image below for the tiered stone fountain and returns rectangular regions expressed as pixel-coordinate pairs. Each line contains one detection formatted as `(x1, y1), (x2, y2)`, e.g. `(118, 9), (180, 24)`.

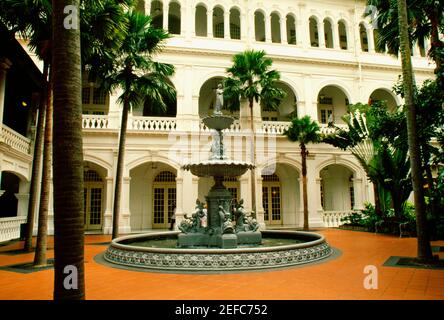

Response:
(178, 109), (260, 249)
(103, 88), (333, 272)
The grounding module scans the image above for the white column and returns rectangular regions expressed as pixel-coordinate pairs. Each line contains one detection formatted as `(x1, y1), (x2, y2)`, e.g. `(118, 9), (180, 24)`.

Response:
(207, 9), (213, 37)
(280, 16), (287, 44)
(119, 175), (131, 234)
(15, 194), (29, 217)
(265, 14), (271, 42)
(224, 11), (230, 39)
(352, 177), (364, 210)
(0, 58), (12, 125)
(144, 0), (151, 15)
(256, 176), (265, 230)
(163, 1), (169, 31)
(239, 174), (250, 211)
(103, 176), (113, 234)
(367, 27), (375, 53)
(175, 174), (183, 230)
(413, 41), (421, 57)
(318, 20), (325, 48)
(307, 159), (324, 227)
(297, 4), (307, 48)
(241, 12), (248, 41)
(346, 24), (354, 51)
(332, 22), (340, 49)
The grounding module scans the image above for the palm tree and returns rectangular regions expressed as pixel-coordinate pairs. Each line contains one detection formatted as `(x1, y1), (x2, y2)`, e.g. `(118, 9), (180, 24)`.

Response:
(223, 50), (286, 215)
(52, 0), (84, 299)
(284, 116), (321, 231)
(92, 11), (176, 239)
(0, 0), (52, 253)
(396, 0), (433, 262)
(366, 0), (443, 70)
(0, 0), (133, 264)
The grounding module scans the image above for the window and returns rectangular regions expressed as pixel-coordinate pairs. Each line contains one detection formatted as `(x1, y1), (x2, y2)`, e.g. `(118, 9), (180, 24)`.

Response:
(93, 88), (106, 105)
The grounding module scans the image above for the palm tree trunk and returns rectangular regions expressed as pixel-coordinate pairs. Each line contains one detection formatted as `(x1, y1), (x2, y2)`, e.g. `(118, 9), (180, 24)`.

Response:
(428, 10), (443, 71)
(397, 0), (433, 262)
(301, 143), (309, 231)
(24, 61), (48, 252)
(112, 97), (130, 239)
(373, 182), (382, 217)
(249, 99), (257, 216)
(52, 0), (85, 299)
(33, 70), (52, 267)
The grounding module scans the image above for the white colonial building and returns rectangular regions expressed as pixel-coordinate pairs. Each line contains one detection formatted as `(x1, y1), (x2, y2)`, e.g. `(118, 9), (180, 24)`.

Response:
(0, 0), (435, 241)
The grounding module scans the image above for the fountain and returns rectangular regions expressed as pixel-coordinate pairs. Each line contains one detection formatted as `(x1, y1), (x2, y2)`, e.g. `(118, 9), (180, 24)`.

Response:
(102, 86), (333, 272)
(178, 107), (260, 249)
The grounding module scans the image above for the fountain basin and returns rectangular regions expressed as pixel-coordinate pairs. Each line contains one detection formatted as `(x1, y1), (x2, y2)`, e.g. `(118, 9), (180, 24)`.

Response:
(104, 230), (333, 272)
(182, 161), (254, 177)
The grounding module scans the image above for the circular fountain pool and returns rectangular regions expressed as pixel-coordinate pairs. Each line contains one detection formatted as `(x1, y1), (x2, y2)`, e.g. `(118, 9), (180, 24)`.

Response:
(103, 230), (333, 272)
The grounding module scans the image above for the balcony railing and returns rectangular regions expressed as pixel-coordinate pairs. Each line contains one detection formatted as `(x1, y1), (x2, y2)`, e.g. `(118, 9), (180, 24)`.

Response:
(129, 116), (177, 131)
(0, 125), (31, 154)
(0, 216), (27, 243)
(321, 210), (357, 227)
(81, 115), (350, 136)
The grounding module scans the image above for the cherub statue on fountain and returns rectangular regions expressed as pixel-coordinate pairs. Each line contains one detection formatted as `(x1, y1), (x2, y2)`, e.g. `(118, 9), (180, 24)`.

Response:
(178, 199), (206, 233)
(233, 199), (259, 232)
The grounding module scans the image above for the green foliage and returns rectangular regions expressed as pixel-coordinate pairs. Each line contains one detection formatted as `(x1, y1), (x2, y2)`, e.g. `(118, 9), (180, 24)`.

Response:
(222, 50), (286, 112)
(365, 0), (444, 68)
(90, 10), (176, 112)
(284, 116), (321, 146)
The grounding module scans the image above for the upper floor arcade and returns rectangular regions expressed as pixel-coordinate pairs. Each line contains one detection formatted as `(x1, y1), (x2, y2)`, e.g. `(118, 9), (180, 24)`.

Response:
(134, 0), (433, 65)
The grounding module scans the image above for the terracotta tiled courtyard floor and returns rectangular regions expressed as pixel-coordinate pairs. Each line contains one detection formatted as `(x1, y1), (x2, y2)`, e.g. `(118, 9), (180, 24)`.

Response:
(0, 229), (443, 300)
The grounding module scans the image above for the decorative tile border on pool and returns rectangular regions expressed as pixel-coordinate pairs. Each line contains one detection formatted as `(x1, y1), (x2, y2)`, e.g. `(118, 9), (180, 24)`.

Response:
(104, 241), (333, 272)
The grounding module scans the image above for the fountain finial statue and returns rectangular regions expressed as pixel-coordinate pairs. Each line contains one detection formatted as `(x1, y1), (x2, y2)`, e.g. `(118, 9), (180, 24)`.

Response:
(214, 83), (224, 115)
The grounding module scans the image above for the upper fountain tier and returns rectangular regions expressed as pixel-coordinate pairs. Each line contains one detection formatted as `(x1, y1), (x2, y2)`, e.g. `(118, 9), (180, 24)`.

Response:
(182, 114), (254, 178)
(202, 114), (234, 131)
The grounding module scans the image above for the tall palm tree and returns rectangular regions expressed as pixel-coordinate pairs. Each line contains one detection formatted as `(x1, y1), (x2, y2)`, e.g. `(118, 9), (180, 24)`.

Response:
(223, 50), (286, 215)
(52, 0), (84, 299)
(284, 116), (321, 231)
(0, 0), (52, 253)
(0, 0), (133, 264)
(396, 0), (433, 262)
(93, 11), (176, 239)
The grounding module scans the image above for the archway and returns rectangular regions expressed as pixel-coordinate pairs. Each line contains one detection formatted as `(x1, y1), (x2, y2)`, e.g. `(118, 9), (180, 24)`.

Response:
(254, 10), (265, 42)
(309, 17), (319, 47)
(129, 162), (177, 230)
(195, 4), (207, 36)
(168, 1), (181, 35)
(213, 6), (224, 38)
(369, 89), (398, 112)
(359, 23), (369, 52)
(286, 14), (296, 45)
(261, 163), (301, 226)
(317, 85), (350, 125)
(83, 162), (106, 231)
(199, 76), (239, 118)
(270, 12), (281, 43)
(320, 165), (355, 211)
(150, 0), (163, 29)
(0, 172), (20, 218)
(229, 8), (241, 39)
(338, 20), (348, 50)
(261, 81), (297, 121)
(324, 19), (333, 48)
